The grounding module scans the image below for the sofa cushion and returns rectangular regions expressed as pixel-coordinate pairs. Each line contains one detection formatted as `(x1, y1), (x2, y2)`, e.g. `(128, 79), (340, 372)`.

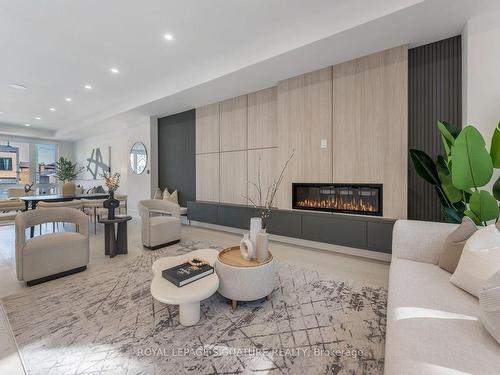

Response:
(480, 271), (500, 345)
(385, 258), (500, 375)
(438, 216), (477, 273)
(450, 224), (500, 297)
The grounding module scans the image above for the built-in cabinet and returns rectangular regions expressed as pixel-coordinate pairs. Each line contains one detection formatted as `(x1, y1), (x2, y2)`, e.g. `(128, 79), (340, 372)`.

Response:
(195, 45), (408, 219)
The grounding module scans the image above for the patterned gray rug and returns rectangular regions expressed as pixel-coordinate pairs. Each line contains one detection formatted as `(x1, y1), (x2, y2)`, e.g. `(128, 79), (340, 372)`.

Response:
(2, 240), (387, 375)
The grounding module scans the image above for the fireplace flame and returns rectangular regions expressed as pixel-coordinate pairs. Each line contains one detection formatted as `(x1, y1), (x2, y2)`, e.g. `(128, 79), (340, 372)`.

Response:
(296, 197), (377, 212)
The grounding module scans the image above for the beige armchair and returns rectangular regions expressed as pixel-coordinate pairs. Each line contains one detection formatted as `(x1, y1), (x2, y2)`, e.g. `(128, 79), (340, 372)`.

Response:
(0, 198), (25, 222)
(15, 208), (89, 286)
(138, 199), (181, 249)
(82, 199), (107, 234)
(37, 200), (83, 233)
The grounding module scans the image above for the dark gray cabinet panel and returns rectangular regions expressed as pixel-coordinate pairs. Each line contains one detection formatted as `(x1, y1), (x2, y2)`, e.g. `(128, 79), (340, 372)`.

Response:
(217, 205), (257, 229)
(267, 210), (302, 238)
(187, 201), (394, 253)
(301, 213), (367, 249)
(187, 202), (218, 224)
(367, 221), (394, 253)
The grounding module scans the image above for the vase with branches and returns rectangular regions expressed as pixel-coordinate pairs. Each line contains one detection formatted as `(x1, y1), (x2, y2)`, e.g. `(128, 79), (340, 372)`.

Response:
(243, 151), (294, 229)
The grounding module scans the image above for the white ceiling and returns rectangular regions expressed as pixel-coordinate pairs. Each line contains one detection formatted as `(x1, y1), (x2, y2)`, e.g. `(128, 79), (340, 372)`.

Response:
(0, 0), (497, 140)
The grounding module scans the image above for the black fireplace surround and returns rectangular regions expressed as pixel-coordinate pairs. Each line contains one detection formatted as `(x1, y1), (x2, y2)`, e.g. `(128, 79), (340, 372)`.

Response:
(292, 183), (383, 216)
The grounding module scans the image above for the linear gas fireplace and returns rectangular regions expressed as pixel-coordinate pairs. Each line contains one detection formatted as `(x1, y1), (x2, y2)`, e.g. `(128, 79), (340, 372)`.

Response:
(292, 183), (383, 216)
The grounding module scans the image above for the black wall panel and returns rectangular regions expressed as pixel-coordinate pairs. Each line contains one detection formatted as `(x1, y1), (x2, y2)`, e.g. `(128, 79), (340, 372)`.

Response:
(408, 36), (462, 221)
(158, 110), (196, 207)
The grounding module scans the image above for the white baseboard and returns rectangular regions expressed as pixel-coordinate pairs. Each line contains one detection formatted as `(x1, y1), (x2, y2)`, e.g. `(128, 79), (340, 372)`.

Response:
(189, 221), (391, 262)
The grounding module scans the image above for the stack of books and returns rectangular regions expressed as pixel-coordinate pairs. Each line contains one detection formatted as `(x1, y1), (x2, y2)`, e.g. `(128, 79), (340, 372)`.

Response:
(162, 262), (214, 287)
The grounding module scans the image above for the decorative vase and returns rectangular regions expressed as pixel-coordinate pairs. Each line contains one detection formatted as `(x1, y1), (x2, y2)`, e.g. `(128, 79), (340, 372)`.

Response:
(256, 229), (269, 263)
(103, 190), (120, 220)
(249, 217), (262, 248)
(62, 181), (76, 197)
(239, 234), (255, 260)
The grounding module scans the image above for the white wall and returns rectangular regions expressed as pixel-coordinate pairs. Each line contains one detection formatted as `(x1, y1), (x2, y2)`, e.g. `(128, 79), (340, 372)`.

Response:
(73, 122), (151, 216)
(462, 4), (500, 192)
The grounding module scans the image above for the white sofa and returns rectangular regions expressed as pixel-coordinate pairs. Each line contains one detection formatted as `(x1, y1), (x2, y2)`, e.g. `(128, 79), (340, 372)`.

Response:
(385, 220), (500, 374)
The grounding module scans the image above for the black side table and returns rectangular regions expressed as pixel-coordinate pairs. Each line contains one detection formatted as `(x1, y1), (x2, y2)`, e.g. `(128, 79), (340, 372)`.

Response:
(99, 216), (132, 258)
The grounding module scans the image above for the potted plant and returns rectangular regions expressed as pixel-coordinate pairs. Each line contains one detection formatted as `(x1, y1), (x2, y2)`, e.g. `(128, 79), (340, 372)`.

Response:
(410, 122), (500, 225)
(55, 157), (84, 197)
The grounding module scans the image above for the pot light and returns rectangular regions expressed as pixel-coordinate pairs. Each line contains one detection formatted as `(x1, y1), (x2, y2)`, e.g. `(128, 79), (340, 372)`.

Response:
(0, 111), (3, 115)
(110, 67), (119, 74)
(49, 107), (56, 111)
(65, 97), (72, 102)
(84, 84), (92, 90)
(35, 116), (41, 120)
(9, 83), (27, 90)
(164, 33), (174, 41)
(25, 123), (31, 127)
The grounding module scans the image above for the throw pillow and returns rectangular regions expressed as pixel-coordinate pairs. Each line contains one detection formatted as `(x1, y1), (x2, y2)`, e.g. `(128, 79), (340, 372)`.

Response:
(162, 187), (170, 200)
(438, 216), (477, 273)
(450, 224), (500, 297)
(163, 190), (179, 204)
(153, 188), (162, 199)
(479, 270), (500, 345)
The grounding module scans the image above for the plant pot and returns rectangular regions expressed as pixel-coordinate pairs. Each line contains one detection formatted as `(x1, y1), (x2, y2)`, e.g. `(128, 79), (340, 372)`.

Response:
(249, 217), (262, 248)
(62, 181), (76, 197)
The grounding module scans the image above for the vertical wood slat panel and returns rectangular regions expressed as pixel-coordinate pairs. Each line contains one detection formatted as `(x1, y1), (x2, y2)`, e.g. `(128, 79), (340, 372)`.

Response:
(408, 35), (462, 222)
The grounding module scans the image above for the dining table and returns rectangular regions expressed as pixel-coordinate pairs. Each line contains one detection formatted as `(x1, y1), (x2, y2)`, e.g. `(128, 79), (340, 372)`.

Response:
(19, 193), (109, 238)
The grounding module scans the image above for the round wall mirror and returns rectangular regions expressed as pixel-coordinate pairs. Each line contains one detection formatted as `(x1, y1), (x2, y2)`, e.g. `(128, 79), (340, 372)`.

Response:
(130, 142), (148, 175)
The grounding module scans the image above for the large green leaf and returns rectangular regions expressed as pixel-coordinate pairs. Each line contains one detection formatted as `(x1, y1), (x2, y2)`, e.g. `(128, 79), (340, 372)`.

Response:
(438, 121), (461, 160)
(491, 122), (500, 168)
(469, 190), (499, 222)
(442, 207), (464, 224)
(464, 209), (481, 225)
(451, 126), (494, 189)
(409, 149), (441, 186)
(493, 176), (500, 201)
(436, 155), (462, 203)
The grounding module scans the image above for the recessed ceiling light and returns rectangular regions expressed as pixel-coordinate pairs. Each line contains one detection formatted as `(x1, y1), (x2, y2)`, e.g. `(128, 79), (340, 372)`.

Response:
(110, 67), (119, 74)
(35, 116), (41, 120)
(9, 83), (27, 90)
(84, 84), (93, 90)
(0, 111), (3, 115)
(65, 97), (72, 102)
(25, 123), (31, 127)
(164, 33), (174, 41)
(49, 107), (56, 111)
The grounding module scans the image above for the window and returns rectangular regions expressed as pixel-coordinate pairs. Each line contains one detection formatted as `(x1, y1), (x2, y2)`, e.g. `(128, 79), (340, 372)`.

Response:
(0, 139), (58, 198)
(0, 157), (13, 171)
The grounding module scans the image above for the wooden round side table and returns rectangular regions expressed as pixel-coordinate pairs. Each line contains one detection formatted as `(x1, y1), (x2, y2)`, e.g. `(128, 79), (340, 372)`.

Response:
(215, 246), (275, 310)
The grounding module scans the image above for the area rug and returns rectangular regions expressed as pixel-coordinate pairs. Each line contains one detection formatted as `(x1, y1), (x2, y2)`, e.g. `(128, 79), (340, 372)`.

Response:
(2, 240), (387, 374)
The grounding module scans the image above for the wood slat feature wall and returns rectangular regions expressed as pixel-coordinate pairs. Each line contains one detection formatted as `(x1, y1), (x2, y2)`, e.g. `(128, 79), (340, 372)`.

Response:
(333, 46), (408, 219)
(276, 67), (333, 209)
(248, 87), (278, 149)
(408, 36), (462, 221)
(195, 103), (220, 154)
(195, 153), (219, 202)
(220, 95), (248, 152)
(195, 46), (409, 219)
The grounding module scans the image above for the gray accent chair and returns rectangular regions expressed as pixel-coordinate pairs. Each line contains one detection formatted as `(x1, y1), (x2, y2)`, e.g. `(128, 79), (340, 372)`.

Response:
(15, 207), (89, 286)
(138, 199), (181, 249)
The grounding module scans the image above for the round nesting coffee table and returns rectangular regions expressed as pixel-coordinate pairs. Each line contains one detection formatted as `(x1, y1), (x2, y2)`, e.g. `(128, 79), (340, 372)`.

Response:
(215, 246), (275, 310)
(151, 249), (219, 326)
